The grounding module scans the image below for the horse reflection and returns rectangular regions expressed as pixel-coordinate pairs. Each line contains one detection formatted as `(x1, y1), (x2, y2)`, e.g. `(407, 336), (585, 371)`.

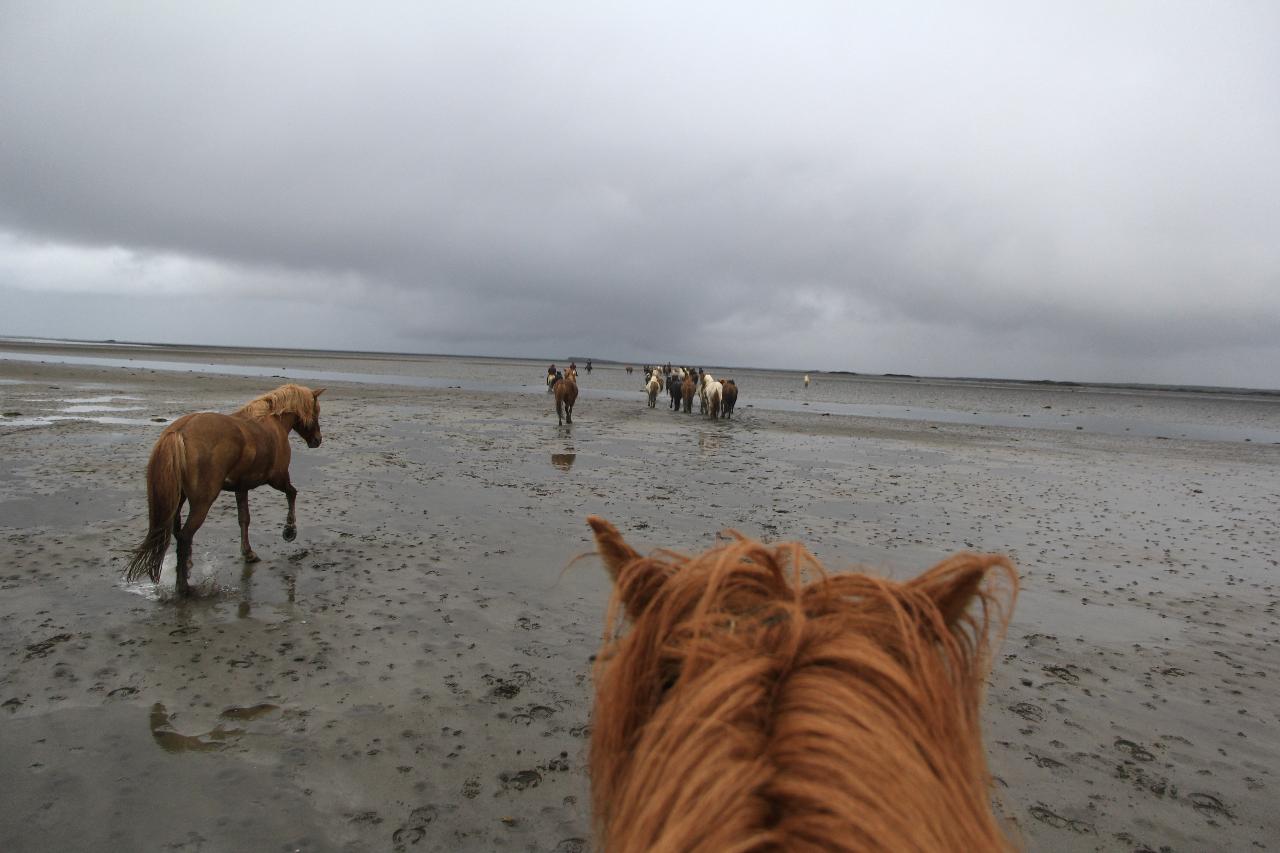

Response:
(551, 452), (577, 471)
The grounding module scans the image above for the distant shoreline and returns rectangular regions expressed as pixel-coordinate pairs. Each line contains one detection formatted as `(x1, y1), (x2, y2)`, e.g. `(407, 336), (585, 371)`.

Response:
(1, 334), (1277, 398)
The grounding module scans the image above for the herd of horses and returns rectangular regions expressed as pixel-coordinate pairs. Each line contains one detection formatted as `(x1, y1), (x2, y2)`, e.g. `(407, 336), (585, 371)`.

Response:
(644, 366), (739, 419)
(127, 382), (1020, 849)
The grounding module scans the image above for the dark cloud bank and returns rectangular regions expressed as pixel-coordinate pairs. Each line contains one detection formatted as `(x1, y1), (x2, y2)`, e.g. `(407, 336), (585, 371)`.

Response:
(2, 2), (1278, 387)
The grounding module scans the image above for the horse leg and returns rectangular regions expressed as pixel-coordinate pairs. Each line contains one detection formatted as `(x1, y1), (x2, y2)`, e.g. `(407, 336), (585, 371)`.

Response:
(175, 497), (213, 598)
(172, 496), (185, 538)
(273, 477), (299, 542)
(236, 489), (260, 563)
(566, 400), (573, 424)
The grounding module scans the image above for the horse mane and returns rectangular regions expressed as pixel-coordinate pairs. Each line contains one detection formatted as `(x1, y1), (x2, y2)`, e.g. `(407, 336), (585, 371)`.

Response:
(234, 384), (320, 425)
(590, 523), (1017, 851)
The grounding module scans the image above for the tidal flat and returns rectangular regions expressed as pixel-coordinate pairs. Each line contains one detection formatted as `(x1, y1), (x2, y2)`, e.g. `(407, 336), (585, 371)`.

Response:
(1, 344), (1277, 851)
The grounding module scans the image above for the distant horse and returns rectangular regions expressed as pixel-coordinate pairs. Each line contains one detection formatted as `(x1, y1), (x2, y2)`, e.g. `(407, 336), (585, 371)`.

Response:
(554, 374), (578, 425)
(666, 373), (682, 410)
(585, 516), (1017, 851)
(645, 373), (662, 408)
(126, 384), (325, 598)
(720, 378), (738, 419)
(625, 366), (633, 375)
(702, 374), (723, 418)
(681, 374), (696, 414)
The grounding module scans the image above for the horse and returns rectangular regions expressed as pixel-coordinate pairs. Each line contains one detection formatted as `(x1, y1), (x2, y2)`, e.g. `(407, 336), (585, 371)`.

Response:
(584, 516), (1017, 851)
(701, 373), (723, 419)
(720, 378), (738, 419)
(681, 373), (696, 413)
(666, 373), (682, 410)
(645, 373), (662, 408)
(698, 372), (712, 414)
(565, 366), (579, 383)
(126, 384), (325, 598)
(553, 374), (578, 425)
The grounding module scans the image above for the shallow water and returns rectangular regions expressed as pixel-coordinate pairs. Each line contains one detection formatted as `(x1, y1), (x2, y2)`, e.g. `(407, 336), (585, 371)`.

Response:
(3, 347), (1278, 443)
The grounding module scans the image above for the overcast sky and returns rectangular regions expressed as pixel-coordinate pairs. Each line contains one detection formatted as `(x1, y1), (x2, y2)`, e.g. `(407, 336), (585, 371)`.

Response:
(2, 2), (1278, 387)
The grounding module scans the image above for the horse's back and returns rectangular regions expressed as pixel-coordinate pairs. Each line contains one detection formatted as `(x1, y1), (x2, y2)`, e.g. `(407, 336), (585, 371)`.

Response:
(160, 412), (279, 486)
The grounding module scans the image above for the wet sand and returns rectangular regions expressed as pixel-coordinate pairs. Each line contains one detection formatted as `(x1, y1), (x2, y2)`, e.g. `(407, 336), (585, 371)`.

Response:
(1, 352), (1277, 851)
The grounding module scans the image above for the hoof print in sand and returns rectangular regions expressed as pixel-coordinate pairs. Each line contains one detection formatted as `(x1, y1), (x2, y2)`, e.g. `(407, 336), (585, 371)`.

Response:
(1187, 792), (1233, 821)
(1029, 804), (1095, 834)
(25, 633), (73, 659)
(1041, 664), (1080, 684)
(1115, 738), (1156, 762)
(391, 805), (438, 850)
(1010, 701), (1045, 722)
(499, 769), (542, 792)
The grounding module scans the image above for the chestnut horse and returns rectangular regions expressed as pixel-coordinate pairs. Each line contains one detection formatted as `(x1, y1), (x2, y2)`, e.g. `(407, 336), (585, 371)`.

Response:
(586, 516), (1017, 851)
(681, 373), (696, 413)
(126, 384), (324, 597)
(720, 378), (738, 419)
(553, 374), (578, 425)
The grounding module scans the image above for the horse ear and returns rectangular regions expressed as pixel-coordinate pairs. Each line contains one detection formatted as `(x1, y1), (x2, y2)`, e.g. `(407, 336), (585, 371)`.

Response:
(587, 516), (642, 582)
(589, 516), (668, 622)
(909, 554), (1010, 631)
(312, 388), (326, 399)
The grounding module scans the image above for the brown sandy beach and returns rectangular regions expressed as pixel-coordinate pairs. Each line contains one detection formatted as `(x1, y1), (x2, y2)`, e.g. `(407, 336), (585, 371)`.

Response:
(1, 348), (1277, 851)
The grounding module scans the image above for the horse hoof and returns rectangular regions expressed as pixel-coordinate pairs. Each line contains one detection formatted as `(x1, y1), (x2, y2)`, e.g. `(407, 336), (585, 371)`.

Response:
(243, 551), (261, 563)
(283, 526), (297, 542)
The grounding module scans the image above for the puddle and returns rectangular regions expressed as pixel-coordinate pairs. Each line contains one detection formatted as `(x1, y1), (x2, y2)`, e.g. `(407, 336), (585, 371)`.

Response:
(61, 405), (146, 413)
(64, 395), (143, 404)
(149, 702), (243, 753)
(1, 415), (166, 429)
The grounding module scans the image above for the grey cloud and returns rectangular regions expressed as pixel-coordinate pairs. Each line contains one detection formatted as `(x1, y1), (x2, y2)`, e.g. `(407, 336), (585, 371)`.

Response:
(1, 2), (1278, 386)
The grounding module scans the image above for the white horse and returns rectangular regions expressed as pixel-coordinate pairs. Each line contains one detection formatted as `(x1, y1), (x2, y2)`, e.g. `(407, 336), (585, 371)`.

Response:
(700, 373), (722, 417)
(701, 371), (721, 412)
(645, 373), (663, 408)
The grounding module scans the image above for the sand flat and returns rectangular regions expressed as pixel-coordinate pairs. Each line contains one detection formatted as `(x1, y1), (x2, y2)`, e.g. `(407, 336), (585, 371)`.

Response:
(1, 348), (1277, 851)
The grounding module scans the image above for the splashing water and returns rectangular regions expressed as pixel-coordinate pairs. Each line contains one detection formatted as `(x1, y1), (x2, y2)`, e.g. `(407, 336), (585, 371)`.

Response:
(119, 550), (224, 600)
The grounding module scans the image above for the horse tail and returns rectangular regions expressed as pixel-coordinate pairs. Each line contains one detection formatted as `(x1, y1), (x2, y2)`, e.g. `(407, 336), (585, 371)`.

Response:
(126, 430), (186, 582)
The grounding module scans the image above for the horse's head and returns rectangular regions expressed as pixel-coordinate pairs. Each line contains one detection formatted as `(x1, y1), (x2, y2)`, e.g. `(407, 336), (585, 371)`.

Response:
(293, 387), (324, 448)
(584, 515), (1017, 850)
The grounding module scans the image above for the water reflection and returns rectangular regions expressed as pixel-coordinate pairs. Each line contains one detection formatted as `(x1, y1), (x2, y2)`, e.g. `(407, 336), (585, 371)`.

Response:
(149, 702), (241, 753)
(551, 452), (577, 471)
(237, 563), (297, 618)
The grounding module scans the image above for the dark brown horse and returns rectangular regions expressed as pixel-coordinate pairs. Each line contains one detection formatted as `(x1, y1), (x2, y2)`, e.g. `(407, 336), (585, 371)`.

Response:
(720, 378), (738, 419)
(554, 374), (578, 425)
(126, 384), (324, 597)
(681, 373), (696, 413)
(586, 516), (1017, 851)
